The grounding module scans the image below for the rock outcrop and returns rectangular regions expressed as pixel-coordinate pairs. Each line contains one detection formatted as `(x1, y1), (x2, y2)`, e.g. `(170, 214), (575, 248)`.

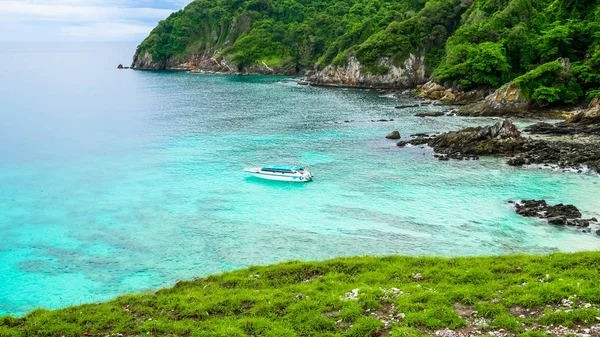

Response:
(132, 49), (298, 74)
(514, 200), (598, 232)
(506, 141), (600, 172)
(416, 81), (488, 105)
(458, 82), (530, 116)
(307, 55), (427, 89)
(415, 111), (445, 117)
(417, 119), (524, 160)
(386, 131), (401, 140)
(571, 96), (600, 124)
(396, 120), (600, 172)
(524, 97), (600, 137)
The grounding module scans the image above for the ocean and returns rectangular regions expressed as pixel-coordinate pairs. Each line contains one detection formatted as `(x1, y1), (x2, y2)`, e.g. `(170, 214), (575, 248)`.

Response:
(0, 42), (598, 316)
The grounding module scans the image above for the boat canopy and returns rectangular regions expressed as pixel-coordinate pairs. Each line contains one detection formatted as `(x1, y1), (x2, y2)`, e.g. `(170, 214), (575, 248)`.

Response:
(261, 165), (303, 172)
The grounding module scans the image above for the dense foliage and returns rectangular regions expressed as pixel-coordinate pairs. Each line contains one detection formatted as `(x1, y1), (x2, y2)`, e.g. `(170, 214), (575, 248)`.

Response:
(2, 252), (600, 336)
(137, 0), (441, 69)
(137, 0), (600, 105)
(434, 0), (600, 105)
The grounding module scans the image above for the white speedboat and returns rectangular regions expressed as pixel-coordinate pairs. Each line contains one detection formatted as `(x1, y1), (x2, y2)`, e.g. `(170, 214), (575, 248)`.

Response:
(244, 165), (313, 182)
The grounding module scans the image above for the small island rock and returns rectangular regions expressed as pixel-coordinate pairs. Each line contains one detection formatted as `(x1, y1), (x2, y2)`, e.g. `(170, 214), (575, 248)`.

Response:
(514, 199), (598, 234)
(386, 131), (401, 140)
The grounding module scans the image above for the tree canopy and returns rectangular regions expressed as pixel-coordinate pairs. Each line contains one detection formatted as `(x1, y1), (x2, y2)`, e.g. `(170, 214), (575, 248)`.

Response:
(136, 0), (600, 106)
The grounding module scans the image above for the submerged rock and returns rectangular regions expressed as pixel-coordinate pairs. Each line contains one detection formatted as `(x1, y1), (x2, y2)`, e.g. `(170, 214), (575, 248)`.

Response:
(395, 104), (421, 109)
(386, 131), (401, 140)
(415, 111), (444, 117)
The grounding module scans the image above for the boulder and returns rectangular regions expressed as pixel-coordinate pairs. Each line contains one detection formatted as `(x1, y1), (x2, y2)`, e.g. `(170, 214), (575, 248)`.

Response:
(566, 219), (594, 227)
(386, 131), (401, 140)
(416, 81), (486, 105)
(568, 96), (600, 125)
(476, 119), (521, 139)
(117, 64), (124, 69)
(515, 200), (547, 217)
(546, 204), (581, 219)
(547, 217), (567, 225)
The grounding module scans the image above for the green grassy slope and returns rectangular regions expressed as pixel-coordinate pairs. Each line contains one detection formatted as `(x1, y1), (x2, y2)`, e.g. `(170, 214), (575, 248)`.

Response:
(2, 252), (600, 336)
(135, 0), (600, 106)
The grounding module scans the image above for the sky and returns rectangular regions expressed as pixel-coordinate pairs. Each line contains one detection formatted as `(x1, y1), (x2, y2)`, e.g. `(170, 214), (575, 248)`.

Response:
(0, 0), (191, 42)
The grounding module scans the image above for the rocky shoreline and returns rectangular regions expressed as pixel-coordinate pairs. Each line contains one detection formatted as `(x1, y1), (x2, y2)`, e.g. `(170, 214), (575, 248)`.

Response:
(131, 57), (600, 174)
(394, 118), (600, 173)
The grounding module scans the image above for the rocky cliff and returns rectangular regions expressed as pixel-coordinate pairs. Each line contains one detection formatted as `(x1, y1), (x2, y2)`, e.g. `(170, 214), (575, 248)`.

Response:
(131, 49), (298, 75)
(457, 82), (530, 116)
(307, 55), (427, 89)
(416, 81), (488, 105)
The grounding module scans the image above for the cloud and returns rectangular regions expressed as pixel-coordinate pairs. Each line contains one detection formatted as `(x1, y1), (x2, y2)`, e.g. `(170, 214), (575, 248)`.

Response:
(0, 1), (174, 22)
(0, 0), (189, 42)
(60, 22), (158, 40)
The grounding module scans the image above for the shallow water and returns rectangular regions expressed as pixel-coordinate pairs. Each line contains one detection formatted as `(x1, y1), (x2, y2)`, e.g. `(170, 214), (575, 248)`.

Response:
(0, 43), (599, 316)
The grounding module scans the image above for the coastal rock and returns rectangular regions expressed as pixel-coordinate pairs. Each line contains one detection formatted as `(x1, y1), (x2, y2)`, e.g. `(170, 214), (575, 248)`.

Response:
(396, 104), (421, 109)
(515, 200), (548, 217)
(132, 51), (163, 70)
(415, 111), (444, 117)
(386, 131), (401, 140)
(571, 96), (600, 125)
(397, 120), (600, 173)
(132, 48), (298, 74)
(459, 82), (530, 116)
(117, 64), (124, 69)
(459, 60), (574, 116)
(426, 119), (525, 160)
(526, 97), (600, 136)
(507, 140), (600, 171)
(308, 55), (427, 89)
(525, 121), (600, 136)
(417, 81), (487, 105)
(514, 200), (598, 232)
(546, 204), (581, 219)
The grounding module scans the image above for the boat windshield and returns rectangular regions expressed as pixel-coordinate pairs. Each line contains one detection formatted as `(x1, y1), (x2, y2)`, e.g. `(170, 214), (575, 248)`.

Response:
(262, 167), (293, 173)
(261, 165), (297, 173)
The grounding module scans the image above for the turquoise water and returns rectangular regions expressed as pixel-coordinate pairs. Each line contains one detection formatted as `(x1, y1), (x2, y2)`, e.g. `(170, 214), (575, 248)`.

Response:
(1, 43), (599, 316)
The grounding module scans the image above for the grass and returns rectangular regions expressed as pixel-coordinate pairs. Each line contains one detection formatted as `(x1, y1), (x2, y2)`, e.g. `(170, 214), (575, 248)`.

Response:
(1, 252), (600, 336)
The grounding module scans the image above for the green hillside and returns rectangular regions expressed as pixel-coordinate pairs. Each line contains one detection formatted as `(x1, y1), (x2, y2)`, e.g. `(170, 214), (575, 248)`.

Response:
(2, 252), (600, 336)
(134, 0), (600, 106)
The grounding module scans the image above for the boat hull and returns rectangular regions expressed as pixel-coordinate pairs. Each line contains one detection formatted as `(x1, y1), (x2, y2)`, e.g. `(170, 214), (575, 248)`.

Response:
(245, 168), (312, 182)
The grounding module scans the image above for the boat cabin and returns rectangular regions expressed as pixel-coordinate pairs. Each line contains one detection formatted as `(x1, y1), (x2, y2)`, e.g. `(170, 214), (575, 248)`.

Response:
(261, 165), (304, 173)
